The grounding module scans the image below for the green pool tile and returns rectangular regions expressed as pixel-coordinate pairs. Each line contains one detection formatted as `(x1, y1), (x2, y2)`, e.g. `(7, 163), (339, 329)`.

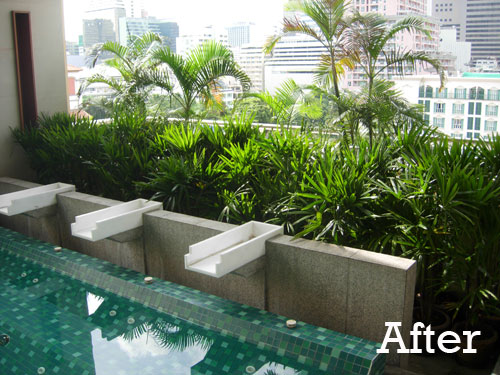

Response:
(0, 226), (385, 374)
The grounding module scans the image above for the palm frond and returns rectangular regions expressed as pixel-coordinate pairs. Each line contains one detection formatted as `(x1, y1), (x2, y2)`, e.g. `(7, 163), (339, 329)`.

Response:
(283, 16), (323, 42)
(78, 74), (124, 96)
(153, 46), (193, 92)
(381, 49), (445, 88)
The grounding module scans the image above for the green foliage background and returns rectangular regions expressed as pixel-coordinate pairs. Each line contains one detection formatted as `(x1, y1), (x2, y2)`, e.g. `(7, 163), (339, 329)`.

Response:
(13, 112), (500, 324)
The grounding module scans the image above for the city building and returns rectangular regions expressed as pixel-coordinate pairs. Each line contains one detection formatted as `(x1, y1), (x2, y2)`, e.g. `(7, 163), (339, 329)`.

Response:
(432, 0), (500, 63)
(118, 18), (179, 51)
(226, 23), (253, 48)
(66, 41), (83, 56)
(176, 26), (228, 56)
(68, 65), (83, 111)
(74, 65), (123, 106)
(465, 0), (500, 62)
(269, 0), (441, 92)
(83, 18), (116, 47)
(0, 0), (68, 178)
(347, 0), (441, 86)
(432, 0), (466, 40)
(264, 35), (324, 93)
(118, 17), (156, 44)
(123, 0), (145, 18)
(474, 58), (499, 72)
(157, 21), (179, 53)
(219, 77), (244, 108)
(394, 73), (500, 139)
(353, 0), (427, 15)
(234, 45), (267, 92)
(84, 0), (126, 45)
(438, 27), (471, 73)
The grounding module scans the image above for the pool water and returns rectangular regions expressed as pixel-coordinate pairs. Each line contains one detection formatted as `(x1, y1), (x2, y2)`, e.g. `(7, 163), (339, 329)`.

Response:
(0, 250), (330, 375)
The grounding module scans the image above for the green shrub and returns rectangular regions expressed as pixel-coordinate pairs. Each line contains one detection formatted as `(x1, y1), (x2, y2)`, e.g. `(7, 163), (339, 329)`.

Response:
(13, 111), (500, 323)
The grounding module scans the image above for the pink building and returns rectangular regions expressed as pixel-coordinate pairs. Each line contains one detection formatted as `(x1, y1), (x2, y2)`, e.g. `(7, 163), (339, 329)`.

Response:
(343, 0), (441, 89)
(352, 0), (426, 16)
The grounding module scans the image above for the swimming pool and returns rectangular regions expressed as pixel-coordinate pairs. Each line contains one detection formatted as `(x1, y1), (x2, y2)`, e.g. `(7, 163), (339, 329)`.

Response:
(0, 227), (385, 374)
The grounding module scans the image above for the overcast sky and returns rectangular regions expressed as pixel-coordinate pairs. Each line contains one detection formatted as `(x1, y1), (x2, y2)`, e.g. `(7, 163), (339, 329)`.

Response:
(63, 0), (287, 42)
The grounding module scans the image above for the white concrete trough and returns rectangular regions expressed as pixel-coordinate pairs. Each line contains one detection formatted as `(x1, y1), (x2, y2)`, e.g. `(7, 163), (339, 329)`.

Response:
(71, 199), (162, 242)
(0, 182), (75, 216)
(185, 221), (283, 278)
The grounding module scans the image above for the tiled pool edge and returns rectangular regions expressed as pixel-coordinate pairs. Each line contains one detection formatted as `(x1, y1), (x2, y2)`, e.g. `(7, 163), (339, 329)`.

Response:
(0, 227), (386, 374)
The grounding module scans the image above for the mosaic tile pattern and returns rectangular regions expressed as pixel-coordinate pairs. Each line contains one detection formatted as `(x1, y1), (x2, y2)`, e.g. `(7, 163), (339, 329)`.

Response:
(0, 226), (385, 374)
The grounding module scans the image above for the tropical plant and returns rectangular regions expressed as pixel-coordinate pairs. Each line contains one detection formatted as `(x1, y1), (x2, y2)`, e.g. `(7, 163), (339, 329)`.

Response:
(87, 110), (164, 200)
(13, 111), (165, 200)
(346, 12), (445, 94)
(140, 124), (224, 218)
(79, 32), (168, 113)
(332, 79), (425, 144)
(345, 12), (445, 144)
(264, 0), (353, 99)
(284, 137), (393, 245)
(246, 79), (323, 127)
(152, 40), (251, 121)
(233, 97), (273, 124)
(12, 113), (104, 192)
(13, 112), (500, 327)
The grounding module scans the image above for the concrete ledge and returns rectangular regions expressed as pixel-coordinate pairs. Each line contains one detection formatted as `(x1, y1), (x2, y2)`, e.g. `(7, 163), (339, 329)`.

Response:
(0, 177), (417, 367)
(266, 235), (416, 368)
(0, 178), (60, 244)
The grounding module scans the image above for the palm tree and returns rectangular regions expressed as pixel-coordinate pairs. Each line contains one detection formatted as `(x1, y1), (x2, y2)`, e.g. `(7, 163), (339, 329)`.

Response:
(79, 32), (169, 112)
(245, 79), (322, 126)
(345, 12), (445, 144)
(152, 41), (251, 121)
(332, 79), (426, 144)
(264, 0), (352, 99)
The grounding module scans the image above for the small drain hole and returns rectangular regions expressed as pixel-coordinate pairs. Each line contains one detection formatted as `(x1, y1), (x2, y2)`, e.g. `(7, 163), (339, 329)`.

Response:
(0, 334), (10, 346)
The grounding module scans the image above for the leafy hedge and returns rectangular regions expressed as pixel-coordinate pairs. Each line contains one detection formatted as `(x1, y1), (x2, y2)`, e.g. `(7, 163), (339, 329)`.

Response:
(13, 112), (500, 324)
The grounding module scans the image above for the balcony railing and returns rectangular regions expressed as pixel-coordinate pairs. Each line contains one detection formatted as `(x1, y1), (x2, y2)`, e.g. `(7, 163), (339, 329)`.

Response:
(419, 92), (500, 101)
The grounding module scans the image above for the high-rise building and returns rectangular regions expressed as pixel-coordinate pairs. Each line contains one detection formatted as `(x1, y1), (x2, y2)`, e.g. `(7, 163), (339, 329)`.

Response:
(465, 0), (500, 63)
(234, 45), (267, 92)
(226, 23), (253, 48)
(118, 18), (179, 52)
(432, 0), (500, 63)
(432, 0), (466, 41)
(157, 22), (179, 53)
(176, 26), (228, 56)
(66, 41), (83, 56)
(83, 19), (116, 47)
(118, 18), (158, 44)
(264, 35), (325, 93)
(439, 27), (472, 72)
(84, 0), (126, 44)
(352, 0), (439, 54)
(123, 0), (145, 18)
(353, 0), (427, 15)
(268, 0), (440, 91)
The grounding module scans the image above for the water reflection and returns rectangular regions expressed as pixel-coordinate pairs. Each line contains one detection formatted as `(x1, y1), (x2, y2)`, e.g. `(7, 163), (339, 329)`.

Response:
(0, 250), (322, 375)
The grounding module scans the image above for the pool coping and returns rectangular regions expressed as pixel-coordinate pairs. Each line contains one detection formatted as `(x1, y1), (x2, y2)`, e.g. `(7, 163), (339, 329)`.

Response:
(0, 226), (386, 374)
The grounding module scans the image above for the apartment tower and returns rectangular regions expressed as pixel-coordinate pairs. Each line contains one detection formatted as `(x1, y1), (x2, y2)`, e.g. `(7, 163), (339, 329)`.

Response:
(432, 0), (500, 63)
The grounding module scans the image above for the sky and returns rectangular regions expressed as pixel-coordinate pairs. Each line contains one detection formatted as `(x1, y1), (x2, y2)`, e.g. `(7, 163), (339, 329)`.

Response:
(63, 0), (288, 42)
